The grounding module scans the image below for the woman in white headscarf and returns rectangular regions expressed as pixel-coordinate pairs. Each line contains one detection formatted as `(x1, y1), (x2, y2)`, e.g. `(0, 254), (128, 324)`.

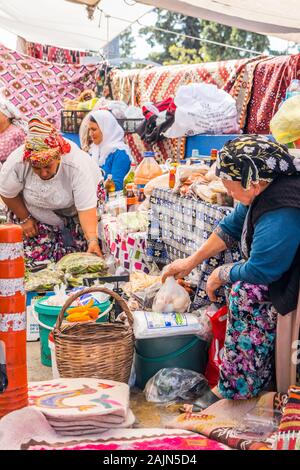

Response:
(87, 110), (132, 191)
(0, 99), (27, 162)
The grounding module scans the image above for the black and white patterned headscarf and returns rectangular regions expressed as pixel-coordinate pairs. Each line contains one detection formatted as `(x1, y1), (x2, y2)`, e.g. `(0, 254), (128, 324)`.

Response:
(216, 135), (298, 190)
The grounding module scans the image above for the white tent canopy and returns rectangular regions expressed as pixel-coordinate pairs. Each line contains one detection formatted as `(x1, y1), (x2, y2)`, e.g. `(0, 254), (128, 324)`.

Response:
(0, 0), (152, 50)
(138, 0), (300, 42)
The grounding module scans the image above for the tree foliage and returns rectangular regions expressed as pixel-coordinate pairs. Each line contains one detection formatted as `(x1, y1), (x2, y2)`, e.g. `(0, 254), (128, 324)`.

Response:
(119, 27), (136, 58)
(140, 8), (271, 65)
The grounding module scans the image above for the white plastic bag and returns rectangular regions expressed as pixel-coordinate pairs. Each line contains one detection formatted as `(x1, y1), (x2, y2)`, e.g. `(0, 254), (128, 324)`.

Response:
(41, 284), (69, 306)
(152, 276), (191, 313)
(164, 83), (240, 138)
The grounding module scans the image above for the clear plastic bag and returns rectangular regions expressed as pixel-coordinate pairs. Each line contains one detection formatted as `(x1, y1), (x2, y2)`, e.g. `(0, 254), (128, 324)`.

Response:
(145, 368), (209, 403)
(152, 276), (191, 313)
(41, 284), (69, 306)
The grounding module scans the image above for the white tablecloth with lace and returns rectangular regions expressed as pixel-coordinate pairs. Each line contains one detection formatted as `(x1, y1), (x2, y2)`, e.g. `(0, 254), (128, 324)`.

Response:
(101, 214), (152, 274)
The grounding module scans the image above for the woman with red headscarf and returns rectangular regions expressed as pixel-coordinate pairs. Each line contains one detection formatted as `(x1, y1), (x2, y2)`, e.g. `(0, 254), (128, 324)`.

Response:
(0, 116), (103, 262)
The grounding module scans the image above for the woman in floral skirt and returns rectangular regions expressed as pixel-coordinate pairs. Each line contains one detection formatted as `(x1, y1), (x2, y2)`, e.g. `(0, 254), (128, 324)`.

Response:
(163, 135), (300, 409)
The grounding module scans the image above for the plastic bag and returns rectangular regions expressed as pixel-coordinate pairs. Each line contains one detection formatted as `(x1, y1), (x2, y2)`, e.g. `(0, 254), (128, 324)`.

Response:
(270, 94), (300, 144)
(125, 106), (144, 119)
(145, 368), (209, 403)
(41, 284), (69, 306)
(56, 253), (107, 275)
(144, 173), (170, 197)
(205, 305), (228, 387)
(25, 265), (64, 292)
(165, 83), (240, 138)
(131, 283), (162, 310)
(234, 407), (282, 439)
(152, 276), (191, 313)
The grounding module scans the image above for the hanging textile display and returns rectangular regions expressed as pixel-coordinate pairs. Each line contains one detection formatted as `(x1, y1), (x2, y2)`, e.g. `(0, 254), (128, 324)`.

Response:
(26, 42), (90, 65)
(246, 53), (300, 134)
(111, 56), (265, 161)
(0, 45), (98, 128)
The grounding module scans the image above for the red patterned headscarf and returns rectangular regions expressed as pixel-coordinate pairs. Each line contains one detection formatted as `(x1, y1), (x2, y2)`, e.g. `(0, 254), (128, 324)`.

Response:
(23, 116), (71, 167)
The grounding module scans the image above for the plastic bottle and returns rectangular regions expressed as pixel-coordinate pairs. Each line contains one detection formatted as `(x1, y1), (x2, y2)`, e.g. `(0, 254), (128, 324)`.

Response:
(138, 187), (146, 204)
(285, 79), (300, 100)
(210, 149), (218, 167)
(169, 163), (178, 189)
(191, 149), (200, 158)
(134, 151), (163, 189)
(105, 174), (116, 200)
(126, 183), (138, 212)
(123, 163), (136, 196)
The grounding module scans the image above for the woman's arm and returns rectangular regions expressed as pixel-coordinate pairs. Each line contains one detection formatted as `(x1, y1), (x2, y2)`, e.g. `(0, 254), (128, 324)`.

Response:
(161, 232), (227, 282)
(78, 207), (102, 257)
(1, 194), (38, 238)
(162, 204), (246, 282)
(206, 207), (300, 301)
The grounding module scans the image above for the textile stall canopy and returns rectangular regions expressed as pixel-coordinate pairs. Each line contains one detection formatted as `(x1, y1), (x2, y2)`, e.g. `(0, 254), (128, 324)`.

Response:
(0, 0), (152, 50)
(138, 0), (300, 42)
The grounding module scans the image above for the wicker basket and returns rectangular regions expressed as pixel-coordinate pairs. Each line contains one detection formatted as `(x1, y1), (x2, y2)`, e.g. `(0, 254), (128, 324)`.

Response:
(53, 287), (134, 383)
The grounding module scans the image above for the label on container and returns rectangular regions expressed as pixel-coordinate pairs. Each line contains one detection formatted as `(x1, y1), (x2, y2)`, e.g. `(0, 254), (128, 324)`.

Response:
(144, 311), (188, 329)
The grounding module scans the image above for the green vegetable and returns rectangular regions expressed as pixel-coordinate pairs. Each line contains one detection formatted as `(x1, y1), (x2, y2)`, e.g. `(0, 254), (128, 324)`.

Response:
(56, 253), (107, 275)
(25, 267), (64, 292)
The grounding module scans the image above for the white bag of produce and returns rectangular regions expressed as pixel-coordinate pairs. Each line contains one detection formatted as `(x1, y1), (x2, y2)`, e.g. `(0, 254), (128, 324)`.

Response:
(133, 311), (200, 339)
(152, 276), (191, 313)
(144, 174), (170, 197)
(164, 83), (240, 138)
(116, 211), (148, 233)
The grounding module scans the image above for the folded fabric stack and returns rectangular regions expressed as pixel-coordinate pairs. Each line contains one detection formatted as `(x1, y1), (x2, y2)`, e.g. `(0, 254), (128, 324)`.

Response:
(28, 378), (135, 436)
(273, 385), (300, 450)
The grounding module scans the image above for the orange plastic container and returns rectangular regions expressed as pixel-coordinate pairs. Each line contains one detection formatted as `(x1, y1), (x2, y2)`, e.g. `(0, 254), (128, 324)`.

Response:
(0, 224), (28, 417)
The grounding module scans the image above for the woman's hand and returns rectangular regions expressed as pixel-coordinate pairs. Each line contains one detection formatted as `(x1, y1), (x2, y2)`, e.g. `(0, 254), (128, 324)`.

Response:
(21, 218), (39, 238)
(162, 257), (195, 283)
(206, 267), (224, 302)
(87, 239), (103, 257)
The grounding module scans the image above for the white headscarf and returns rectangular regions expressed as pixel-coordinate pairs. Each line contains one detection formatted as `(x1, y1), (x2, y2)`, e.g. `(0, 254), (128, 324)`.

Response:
(89, 109), (132, 167)
(0, 99), (28, 132)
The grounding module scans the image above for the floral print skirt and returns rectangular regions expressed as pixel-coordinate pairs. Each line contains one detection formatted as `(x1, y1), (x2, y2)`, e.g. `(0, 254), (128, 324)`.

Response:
(9, 213), (87, 263)
(218, 281), (278, 400)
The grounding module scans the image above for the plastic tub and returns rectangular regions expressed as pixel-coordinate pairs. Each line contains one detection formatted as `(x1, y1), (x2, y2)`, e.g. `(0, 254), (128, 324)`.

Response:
(134, 335), (208, 389)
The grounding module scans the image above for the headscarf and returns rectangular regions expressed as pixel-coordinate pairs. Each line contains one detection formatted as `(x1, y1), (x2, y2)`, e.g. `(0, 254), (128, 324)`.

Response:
(88, 109), (132, 167)
(216, 135), (298, 190)
(0, 99), (28, 132)
(23, 116), (71, 168)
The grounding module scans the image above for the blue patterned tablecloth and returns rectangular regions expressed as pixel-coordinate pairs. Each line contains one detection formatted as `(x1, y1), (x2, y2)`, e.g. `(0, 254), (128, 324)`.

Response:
(147, 188), (241, 307)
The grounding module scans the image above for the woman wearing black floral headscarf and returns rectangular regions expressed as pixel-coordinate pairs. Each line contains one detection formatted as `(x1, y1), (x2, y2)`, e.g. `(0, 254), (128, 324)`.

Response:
(163, 135), (300, 410)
